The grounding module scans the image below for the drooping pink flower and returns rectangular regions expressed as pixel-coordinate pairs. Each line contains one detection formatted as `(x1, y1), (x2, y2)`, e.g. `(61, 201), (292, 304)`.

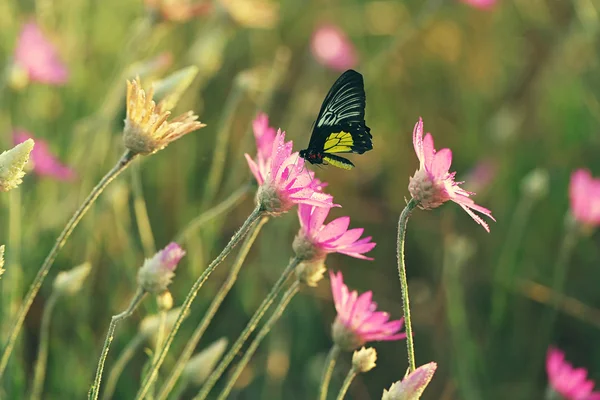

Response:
(408, 117), (495, 232)
(13, 131), (75, 181)
(546, 347), (600, 400)
(245, 127), (335, 214)
(460, 0), (496, 10)
(329, 270), (405, 350)
(382, 362), (438, 400)
(138, 242), (186, 293)
(569, 169), (600, 227)
(294, 204), (376, 260)
(310, 24), (357, 71)
(13, 22), (68, 85)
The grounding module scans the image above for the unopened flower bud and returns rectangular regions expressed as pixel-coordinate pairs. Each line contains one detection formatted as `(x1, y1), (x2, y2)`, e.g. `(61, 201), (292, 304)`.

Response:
(53, 262), (92, 296)
(295, 258), (326, 287)
(137, 242), (185, 293)
(0, 139), (34, 192)
(139, 306), (187, 338)
(352, 347), (377, 373)
(156, 290), (174, 311)
(183, 338), (229, 385)
(381, 362), (437, 400)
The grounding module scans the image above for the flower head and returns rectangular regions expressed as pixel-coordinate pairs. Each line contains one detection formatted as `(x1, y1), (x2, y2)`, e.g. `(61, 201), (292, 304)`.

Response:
(53, 262), (92, 296)
(137, 243), (186, 293)
(245, 126), (335, 215)
(13, 131), (75, 180)
(293, 204), (376, 261)
(311, 24), (357, 71)
(569, 169), (600, 227)
(123, 78), (206, 155)
(546, 347), (600, 400)
(382, 362), (438, 400)
(330, 270), (405, 351)
(0, 139), (35, 192)
(408, 118), (495, 232)
(13, 22), (68, 86)
(460, 0), (496, 10)
(352, 347), (377, 374)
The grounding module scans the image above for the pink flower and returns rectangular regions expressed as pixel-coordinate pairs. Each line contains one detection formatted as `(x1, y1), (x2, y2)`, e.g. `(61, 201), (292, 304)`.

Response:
(546, 347), (600, 400)
(13, 131), (75, 181)
(293, 204), (376, 261)
(460, 0), (496, 9)
(245, 126), (335, 214)
(462, 160), (497, 193)
(382, 362), (438, 400)
(330, 270), (405, 350)
(13, 22), (68, 85)
(408, 117), (495, 232)
(569, 169), (600, 227)
(252, 113), (277, 168)
(138, 242), (186, 293)
(310, 24), (357, 71)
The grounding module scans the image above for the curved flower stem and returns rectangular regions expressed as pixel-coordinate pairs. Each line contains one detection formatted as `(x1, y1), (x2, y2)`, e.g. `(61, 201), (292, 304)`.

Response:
(216, 280), (300, 400)
(157, 216), (269, 400)
(30, 292), (59, 400)
(101, 334), (145, 400)
(89, 288), (147, 400)
(319, 345), (341, 400)
(174, 182), (252, 244)
(0, 150), (137, 378)
(335, 369), (357, 400)
(195, 256), (302, 400)
(396, 198), (419, 373)
(135, 205), (264, 400)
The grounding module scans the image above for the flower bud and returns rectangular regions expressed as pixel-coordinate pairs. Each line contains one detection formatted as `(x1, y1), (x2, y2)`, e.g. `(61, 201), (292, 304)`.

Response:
(352, 347), (377, 373)
(53, 262), (92, 296)
(183, 338), (229, 385)
(137, 243), (185, 293)
(156, 290), (174, 311)
(521, 168), (549, 200)
(139, 306), (187, 338)
(295, 258), (326, 287)
(0, 139), (34, 192)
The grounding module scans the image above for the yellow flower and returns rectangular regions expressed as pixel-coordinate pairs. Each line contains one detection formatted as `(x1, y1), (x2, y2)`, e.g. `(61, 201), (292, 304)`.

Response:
(123, 78), (205, 155)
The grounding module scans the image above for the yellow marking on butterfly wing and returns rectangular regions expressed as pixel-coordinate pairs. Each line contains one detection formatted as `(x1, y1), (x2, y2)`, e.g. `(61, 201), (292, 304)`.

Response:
(323, 156), (354, 170)
(323, 131), (354, 153)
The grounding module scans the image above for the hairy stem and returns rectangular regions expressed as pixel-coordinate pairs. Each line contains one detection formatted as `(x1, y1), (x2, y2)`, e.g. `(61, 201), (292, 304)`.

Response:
(101, 334), (145, 400)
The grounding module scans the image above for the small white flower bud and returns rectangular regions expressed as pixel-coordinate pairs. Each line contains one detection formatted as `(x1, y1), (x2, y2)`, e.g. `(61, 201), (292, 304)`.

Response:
(0, 245), (5, 279)
(352, 347), (377, 373)
(183, 338), (229, 385)
(0, 139), (34, 192)
(53, 262), (92, 296)
(137, 243), (185, 293)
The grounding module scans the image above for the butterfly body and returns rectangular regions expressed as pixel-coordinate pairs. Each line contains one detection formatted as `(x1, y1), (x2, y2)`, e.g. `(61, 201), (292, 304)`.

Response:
(299, 70), (373, 170)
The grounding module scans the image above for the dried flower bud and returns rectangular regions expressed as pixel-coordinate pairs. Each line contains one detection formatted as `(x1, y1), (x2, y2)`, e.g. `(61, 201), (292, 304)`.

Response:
(123, 78), (205, 155)
(53, 262), (92, 296)
(0, 245), (5, 279)
(139, 306), (187, 338)
(352, 347), (377, 373)
(137, 243), (185, 293)
(156, 290), (174, 311)
(382, 362), (437, 400)
(0, 139), (34, 192)
(152, 66), (199, 111)
(295, 258), (326, 287)
(183, 338), (229, 385)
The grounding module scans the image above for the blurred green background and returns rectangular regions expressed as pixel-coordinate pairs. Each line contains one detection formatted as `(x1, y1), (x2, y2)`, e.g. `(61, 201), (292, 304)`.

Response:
(2, 0), (600, 399)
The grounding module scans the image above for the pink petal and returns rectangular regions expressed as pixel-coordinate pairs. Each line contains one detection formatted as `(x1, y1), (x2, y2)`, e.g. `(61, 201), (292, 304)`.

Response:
(421, 133), (436, 172)
(412, 118), (424, 166)
(431, 148), (452, 178)
(245, 153), (264, 185)
(318, 216), (350, 242)
(310, 206), (332, 234)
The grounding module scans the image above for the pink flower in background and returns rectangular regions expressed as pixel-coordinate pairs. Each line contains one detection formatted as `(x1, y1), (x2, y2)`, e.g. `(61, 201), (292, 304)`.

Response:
(460, 0), (496, 10)
(246, 128), (335, 214)
(569, 169), (600, 227)
(294, 204), (376, 260)
(462, 160), (497, 193)
(546, 347), (600, 400)
(138, 242), (186, 293)
(13, 131), (75, 180)
(13, 22), (68, 85)
(408, 117), (495, 232)
(382, 362), (438, 400)
(330, 270), (405, 350)
(310, 24), (357, 71)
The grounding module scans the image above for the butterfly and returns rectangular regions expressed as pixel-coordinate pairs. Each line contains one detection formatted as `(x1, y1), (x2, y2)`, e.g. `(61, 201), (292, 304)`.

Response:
(299, 69), (373, 170)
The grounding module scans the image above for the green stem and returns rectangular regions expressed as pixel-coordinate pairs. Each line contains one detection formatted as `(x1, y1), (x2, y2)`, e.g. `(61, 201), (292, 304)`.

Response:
(89, 288), (147, 400)
(174, 182), (252, 244)
(135, 205), (264, 400)
(195, 256), (302, 400)
(147, 309), (168, 399)
(216, 280), (300, 400)
(319, 345), (341, 400)
(101, 334), (145, 400)
(30, 292), (59, 400)
(0, 150), (137, 378)
(396, 198), (419, 373)
(131, 161), (156, 257)
(335, 370), (357, 400)
(157, 216), (269, 400)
